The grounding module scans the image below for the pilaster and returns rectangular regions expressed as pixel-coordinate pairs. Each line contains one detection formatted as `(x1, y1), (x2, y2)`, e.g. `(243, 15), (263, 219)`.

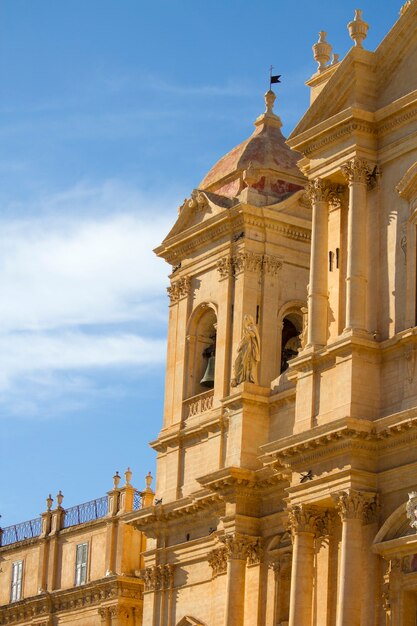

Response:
(306, 178), (332, 347)
(341, 157), (373, 334)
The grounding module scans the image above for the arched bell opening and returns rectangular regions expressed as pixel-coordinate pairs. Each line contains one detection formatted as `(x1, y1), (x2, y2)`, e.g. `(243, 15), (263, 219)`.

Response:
(280, 311), (302, 374)
(185, 304), (217, 399)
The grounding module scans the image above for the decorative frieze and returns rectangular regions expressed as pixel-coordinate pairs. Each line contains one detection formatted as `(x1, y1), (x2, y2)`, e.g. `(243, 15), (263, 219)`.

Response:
(167, 276), (191, 304)
(216, 253), (283, 279)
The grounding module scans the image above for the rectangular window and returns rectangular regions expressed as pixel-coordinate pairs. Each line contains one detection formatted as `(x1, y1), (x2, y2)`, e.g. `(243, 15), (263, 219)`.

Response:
(11, 560), (23, 602)
(75, 542), (88, 586)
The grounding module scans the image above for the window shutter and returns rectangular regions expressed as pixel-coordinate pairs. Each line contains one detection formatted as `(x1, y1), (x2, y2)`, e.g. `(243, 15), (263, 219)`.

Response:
(75, 542), (88, 585)
(11, 560), (23, 602)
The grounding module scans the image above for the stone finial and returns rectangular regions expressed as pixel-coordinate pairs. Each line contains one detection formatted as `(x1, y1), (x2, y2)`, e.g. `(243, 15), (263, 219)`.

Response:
(348, 9), (369, 48)
(145, 471), (153, 490)
(124, 467), (132, 485)
(56, 490), (64, 507)
(46, 494), (53, 511)
(331, 53), (340, 65)
(113, 471), (121, 489)
(264, 89), (276, 114)
(313, 31), (332, 72)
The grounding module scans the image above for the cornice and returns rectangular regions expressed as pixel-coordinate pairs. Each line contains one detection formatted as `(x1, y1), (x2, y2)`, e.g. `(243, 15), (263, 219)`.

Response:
(0, 577), (143, 624)
(125, 492), (223, 532)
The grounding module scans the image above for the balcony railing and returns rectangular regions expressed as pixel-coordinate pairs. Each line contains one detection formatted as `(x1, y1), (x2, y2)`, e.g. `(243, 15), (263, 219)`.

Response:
(183, 389), (214, 420)
(0, 489), (143, 546)
(0, 518), (42, 546)
(63, 495), (108, 528)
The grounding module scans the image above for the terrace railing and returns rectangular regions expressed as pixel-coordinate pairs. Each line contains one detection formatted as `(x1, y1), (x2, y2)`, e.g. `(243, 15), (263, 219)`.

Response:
(0, 489), (143, 546)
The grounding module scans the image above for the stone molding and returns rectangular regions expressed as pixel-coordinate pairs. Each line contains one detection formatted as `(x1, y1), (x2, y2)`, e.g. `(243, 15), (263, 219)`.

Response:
(333, 489), (378, 523)
(0, 578), (143, 625)
(167, 276), (191, 304)
(302, 121), (376, 157)
(141, 564), (174, 591)
(216, 253), (283, 279)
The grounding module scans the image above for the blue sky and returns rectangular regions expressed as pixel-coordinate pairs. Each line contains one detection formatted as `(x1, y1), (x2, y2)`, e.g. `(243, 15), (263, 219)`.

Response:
(0, 1), (401, 526)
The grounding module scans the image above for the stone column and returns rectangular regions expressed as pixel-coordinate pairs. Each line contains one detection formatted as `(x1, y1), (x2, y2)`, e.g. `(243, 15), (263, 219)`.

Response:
(288, 505), (322, 626)
(220, 533), (255, 626)
(341, 158), (372, 332)
(306, 179), (333, 347)
(334, 490), (377, 626)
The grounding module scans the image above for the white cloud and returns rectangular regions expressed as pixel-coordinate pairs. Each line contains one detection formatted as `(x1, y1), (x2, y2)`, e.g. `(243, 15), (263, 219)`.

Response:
(0, 184), (173, 331)
(0, 180), (175, 413)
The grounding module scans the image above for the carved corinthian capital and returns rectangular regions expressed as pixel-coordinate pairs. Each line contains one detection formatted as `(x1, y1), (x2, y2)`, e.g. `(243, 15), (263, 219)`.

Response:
(218, 533), (260, 561)
(333, 489), (378, 523)
(208, 546), (228, 577)
(167, 276), (191, 304)
(341, 157), (372, 185)
(287, 504), (324, 536)
(306, 178), (333, 204)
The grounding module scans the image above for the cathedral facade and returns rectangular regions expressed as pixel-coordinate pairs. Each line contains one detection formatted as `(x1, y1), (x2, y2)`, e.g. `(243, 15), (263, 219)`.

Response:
(3, 4), (417, 626)
(129, 4), (417, 626)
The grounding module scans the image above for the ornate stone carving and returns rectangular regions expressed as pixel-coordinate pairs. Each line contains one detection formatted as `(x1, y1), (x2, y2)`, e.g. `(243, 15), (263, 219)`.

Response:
(233, 251), (263, 275)
(333, 490), (378, 523)
(263, 254), (283, 275)
(167, 276), (191, 303)
(340, 157), (372, 185)
(207, 546), (228, 577)
(306, 178), (333, 203)
(141, 564), (174, 591)
(218, 533), (261, 562)
(246, 538), (263, 565)
(216, 256), (233, 278)
(287, 504), (323, 535)
(216, 253), (283, 280)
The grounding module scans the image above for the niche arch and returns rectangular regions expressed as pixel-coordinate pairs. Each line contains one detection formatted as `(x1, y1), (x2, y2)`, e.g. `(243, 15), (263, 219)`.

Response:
(185, 302), (218, 398)
(277, 301), (304, 375)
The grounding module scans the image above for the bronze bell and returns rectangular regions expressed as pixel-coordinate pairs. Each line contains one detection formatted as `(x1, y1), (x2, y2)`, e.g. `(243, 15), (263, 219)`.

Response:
(200, 356), (215, 388)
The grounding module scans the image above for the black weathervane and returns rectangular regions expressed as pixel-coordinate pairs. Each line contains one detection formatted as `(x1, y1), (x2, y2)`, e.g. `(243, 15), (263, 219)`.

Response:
(269, 65), (281, 89)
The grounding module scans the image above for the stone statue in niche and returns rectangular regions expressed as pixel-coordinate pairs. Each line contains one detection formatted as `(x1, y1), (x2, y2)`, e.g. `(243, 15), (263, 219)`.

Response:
(231, 315), (260, 386)
(406, 492), (417, 530)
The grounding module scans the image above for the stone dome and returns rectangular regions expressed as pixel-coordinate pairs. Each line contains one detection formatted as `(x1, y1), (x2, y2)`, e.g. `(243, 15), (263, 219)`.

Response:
(199, 90), (305, 199)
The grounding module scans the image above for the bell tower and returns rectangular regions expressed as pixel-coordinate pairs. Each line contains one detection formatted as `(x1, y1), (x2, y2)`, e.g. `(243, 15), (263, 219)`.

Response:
(153, 90), (309, 503)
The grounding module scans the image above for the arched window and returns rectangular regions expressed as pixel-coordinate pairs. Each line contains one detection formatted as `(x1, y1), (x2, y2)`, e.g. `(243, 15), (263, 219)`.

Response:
(185, 304), (217, 398)
(280, 310), (302, 374)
